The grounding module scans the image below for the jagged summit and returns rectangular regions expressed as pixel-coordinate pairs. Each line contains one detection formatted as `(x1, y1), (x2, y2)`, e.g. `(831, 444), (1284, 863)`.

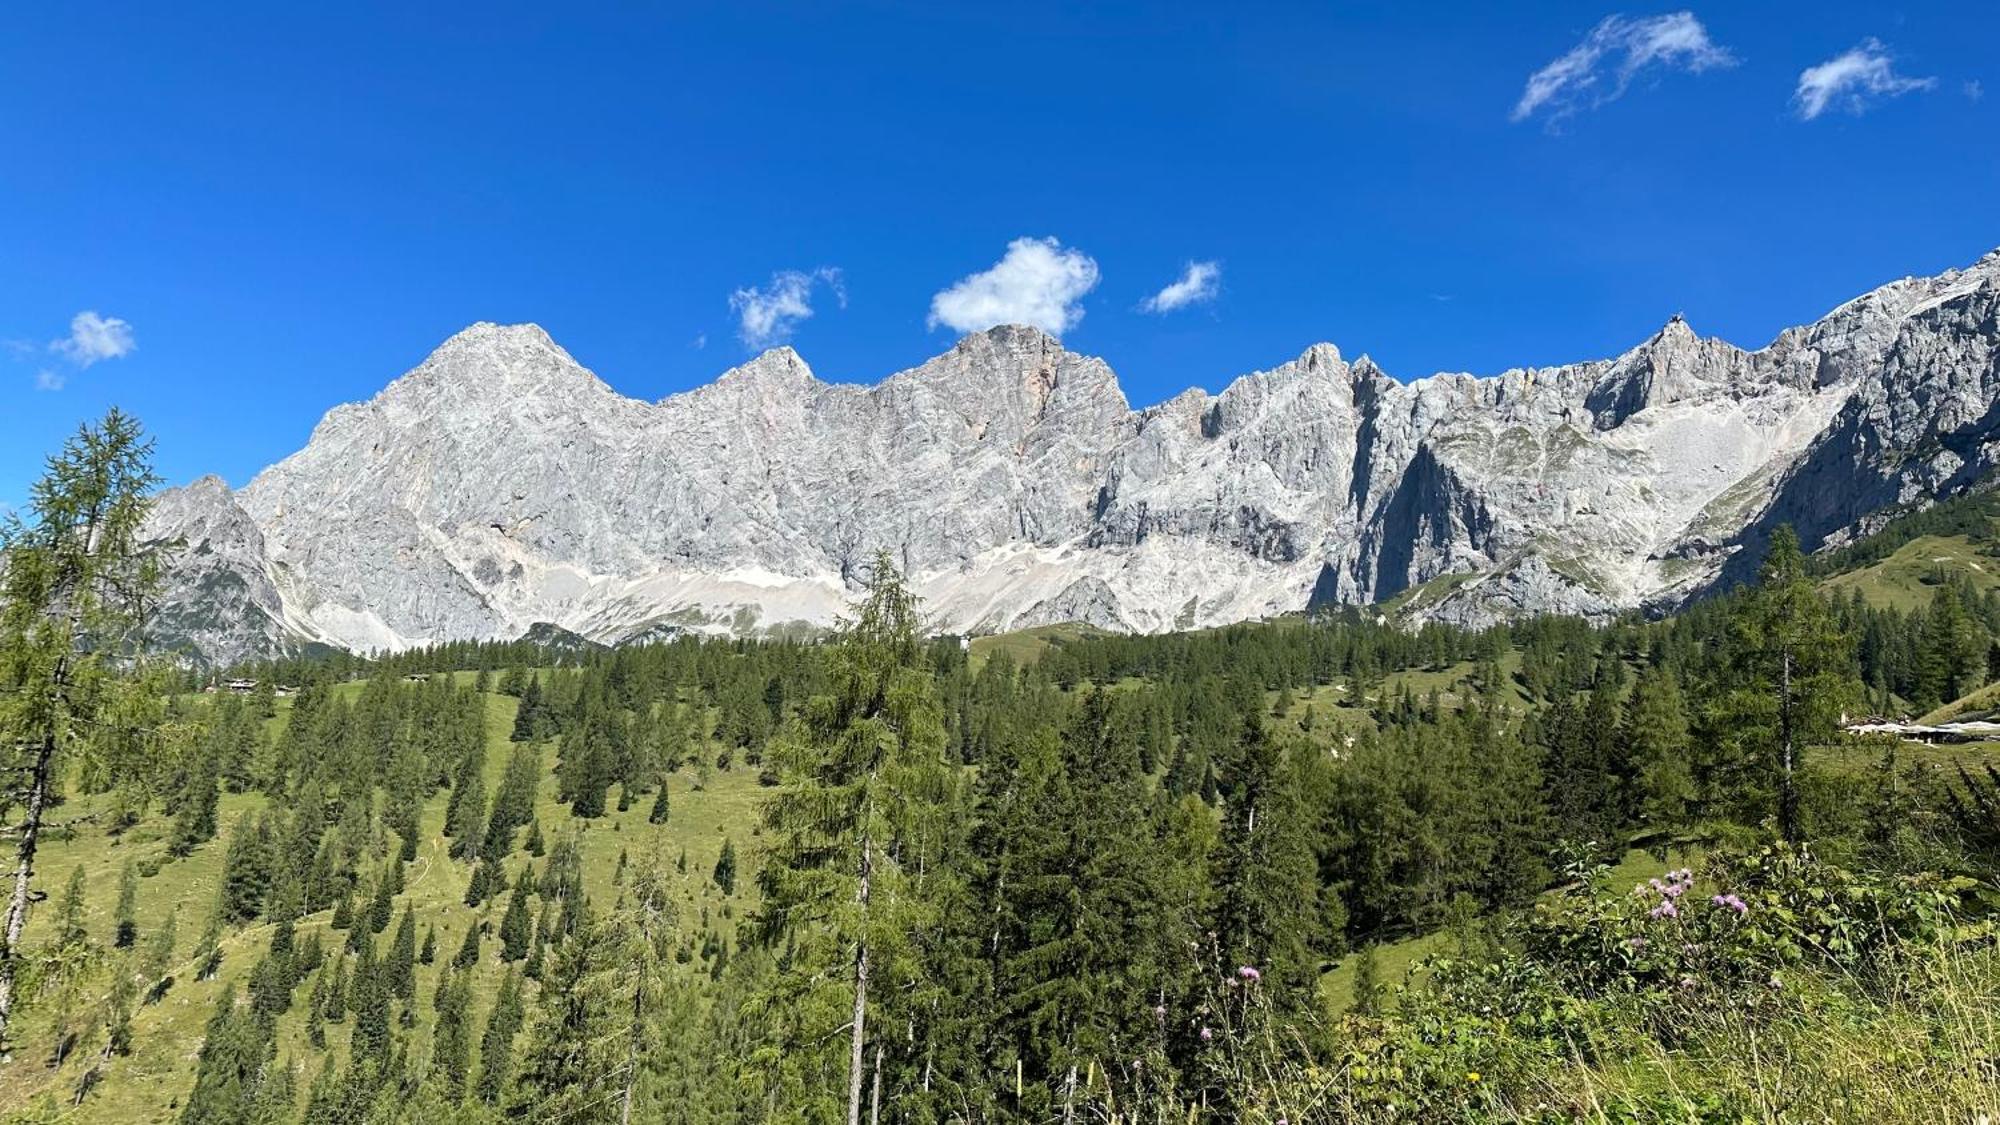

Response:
(142, 248), (2000, 663)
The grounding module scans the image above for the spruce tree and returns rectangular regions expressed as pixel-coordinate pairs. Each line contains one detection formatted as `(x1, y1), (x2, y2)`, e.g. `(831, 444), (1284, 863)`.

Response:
(648, 779), (670, 825)
(1213, 714), (1322, 1010)
(454, 923), (481, 968)
(1725, 527), (1857, 841)
(1622, 666), (1696, 838)
(500, 877), (533, 961)
(712, 837), (737, 896)
(142, 906), (179, 1004)
(754, 553), (955, 1124)
(367, 869), (395, 933)
(445, 743), (488, 860)
(193, 910), (224, 981)
(431, 967), (474, 1099)
(1351, 944), (1384, 1017)
(219, 812), (274, 923)
(388, 907), (418, 1001)
(113, 860), (140, 949)
(512, 898), (623, 1122)
(474, 967), (526, 1105)
(181, 985), (276, 1125)
(168, 751), (221, 857)
(348, 936), (389, 1065)
(56, 865), (90, 947)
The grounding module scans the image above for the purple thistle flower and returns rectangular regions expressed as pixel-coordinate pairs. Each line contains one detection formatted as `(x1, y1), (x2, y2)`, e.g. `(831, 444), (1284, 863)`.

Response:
(1199, 1026), (1213, 1042)
(1237, 965), (1261, 982)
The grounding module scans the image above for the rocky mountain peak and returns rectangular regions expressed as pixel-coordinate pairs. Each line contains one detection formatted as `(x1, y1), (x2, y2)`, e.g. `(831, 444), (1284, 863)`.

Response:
(141, 248), (2000, 664)
(390, 321), (607, 404)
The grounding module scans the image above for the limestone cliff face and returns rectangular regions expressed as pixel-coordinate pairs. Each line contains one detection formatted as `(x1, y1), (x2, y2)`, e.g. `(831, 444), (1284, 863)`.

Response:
(144, 250), (2000, 663)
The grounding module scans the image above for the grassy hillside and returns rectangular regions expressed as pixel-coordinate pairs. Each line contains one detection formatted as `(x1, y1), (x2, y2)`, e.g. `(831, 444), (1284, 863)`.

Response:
(1823, 532), (2000, 612)
(0, 685), (763, 1121)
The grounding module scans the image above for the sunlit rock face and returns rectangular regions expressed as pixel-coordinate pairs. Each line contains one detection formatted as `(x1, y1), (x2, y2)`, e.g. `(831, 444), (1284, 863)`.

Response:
(145, 250), (2000, 662)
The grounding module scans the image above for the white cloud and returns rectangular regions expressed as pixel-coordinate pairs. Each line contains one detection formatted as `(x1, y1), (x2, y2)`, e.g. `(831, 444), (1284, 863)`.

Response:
(1793, 39), (1935, 120)
(729, 267), (844, 350)
(1140, 261), (1222, 314)
(1512, 11), (1735, 124)
(1963, 79), (1983, 102)
(928, 237), (1100, 337)
(34, 369), (64, 392)
(50, 310), (136, 367)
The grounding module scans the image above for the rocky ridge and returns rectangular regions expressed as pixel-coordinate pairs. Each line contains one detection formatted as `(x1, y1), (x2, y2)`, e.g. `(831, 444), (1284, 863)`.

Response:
(143, 249), (2000, 663)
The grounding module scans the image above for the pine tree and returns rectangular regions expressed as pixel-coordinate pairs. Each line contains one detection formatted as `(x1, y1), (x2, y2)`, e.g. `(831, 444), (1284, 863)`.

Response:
(754, 553), (955, 1124)
(367, 868), (395, 933)
(1351, 944), (1384, 1017)
(219, 812), (274, 923)
(194, 910), (224, 981)
(524, 818), (545, 857)
(648, 779), (670, 825)
(1213, 714), (1323, 1010)
(387, 907), (418, 1002)
(500, 877), (533, 961)
(512, 898), (624, 1123)
(113, 860), (140, 949)
(712, 837), (737, 896)
(445, 743), (488, 860)
(474, 967), (526, 1105)
(168, 751), (221, 857)
(245, 1055), (296, 1125)
(454, 923), (481, 969)
(511, 676), (545, 742)
(348, 936), (389, 1065)
(181, 985), (276, 1125)
(483, 743), (541, 856)
(431, 967), (474, 1100)
(420, 924), (437, 966)
(464, 859), (494, 907)
(1622, 666), (1696, 837)
(1725, 527), (1857, 841)
(56, 865), (90, 947)
(142, 906), (179, 1004)
(985, 687), (1184, 1109)
(0, 409), (161, 1044)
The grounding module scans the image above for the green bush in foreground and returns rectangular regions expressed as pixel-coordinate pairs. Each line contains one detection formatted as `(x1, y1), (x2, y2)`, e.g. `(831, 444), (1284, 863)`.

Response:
(1166, 845), (2000, 1123)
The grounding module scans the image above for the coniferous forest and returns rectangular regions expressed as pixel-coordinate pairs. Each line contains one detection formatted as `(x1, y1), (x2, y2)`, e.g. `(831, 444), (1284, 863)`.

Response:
(4, 417), (2000, 1123)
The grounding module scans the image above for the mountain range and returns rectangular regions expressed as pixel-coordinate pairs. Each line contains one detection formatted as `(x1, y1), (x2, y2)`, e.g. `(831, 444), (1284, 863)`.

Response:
(143, 248), (2000, 664)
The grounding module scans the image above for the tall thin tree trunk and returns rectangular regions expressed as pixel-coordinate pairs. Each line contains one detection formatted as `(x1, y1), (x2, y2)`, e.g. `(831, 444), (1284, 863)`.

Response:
(620, 972), (643, 1125)
(847, 835), (872, 1125)
(0, 502), (100, 1054)
(0, 724), (57, 1052)
(868, 1041), (883, 1125)
(1779, 648), (1797, 842)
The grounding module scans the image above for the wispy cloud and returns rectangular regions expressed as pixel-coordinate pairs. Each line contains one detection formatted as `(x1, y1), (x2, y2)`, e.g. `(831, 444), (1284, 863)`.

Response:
(1512, 11), (1734, 125)
(728, 268), (844, 350)
(1962, 79), (1983, 103)
(20, 311), (137, 390)
(1140, 261), (1221, 314)
(928, 237), (1100, 337)
(51, 310), (137, 367)
(1793, 39), (1935, 120)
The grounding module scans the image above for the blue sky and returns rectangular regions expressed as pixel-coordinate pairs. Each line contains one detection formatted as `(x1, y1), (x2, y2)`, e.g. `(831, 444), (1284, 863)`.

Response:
(2, 2), (1995, 504)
